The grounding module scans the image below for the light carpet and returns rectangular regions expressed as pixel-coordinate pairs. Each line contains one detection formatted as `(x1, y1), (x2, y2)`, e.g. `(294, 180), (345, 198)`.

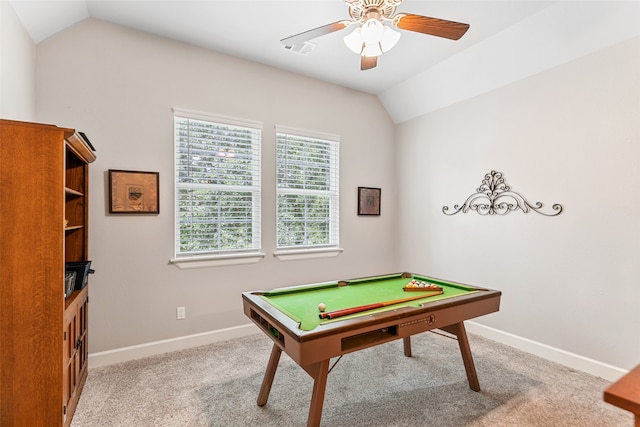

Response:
(71, 331), (630, 426)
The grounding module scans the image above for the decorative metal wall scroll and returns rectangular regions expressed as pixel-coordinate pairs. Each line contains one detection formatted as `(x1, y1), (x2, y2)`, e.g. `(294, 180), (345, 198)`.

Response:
(442, 170), (563, 216)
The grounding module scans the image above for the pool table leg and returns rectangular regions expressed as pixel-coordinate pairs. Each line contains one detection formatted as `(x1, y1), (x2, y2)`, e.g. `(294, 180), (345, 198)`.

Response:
(441, 322), (481, 392)
(305, 359), (330, 427)
(403, 337), (412, 357)
(257, 343), (283, 406)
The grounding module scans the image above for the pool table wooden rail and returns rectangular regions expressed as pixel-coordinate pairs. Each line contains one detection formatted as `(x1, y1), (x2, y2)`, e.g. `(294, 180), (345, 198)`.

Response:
(243, 287), (500, 366)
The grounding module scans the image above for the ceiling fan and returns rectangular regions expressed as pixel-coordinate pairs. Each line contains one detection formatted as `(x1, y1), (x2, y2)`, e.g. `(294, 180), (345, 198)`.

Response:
(281, 0), (470, 71)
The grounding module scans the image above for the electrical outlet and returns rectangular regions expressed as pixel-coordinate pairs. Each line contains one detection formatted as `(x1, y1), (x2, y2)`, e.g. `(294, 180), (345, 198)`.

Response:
(176, 306), (186, 320)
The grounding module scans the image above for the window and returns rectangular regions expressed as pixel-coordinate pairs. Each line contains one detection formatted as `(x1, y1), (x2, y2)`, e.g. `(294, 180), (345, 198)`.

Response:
(276, 126), (340, 256)
(173, 109), (262, 265)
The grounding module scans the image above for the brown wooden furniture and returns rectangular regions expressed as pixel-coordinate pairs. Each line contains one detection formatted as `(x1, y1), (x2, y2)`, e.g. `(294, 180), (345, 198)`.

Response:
(604, 364), (640, 427)
(1, 119), (96, 426)
(242, 273), (501, 427)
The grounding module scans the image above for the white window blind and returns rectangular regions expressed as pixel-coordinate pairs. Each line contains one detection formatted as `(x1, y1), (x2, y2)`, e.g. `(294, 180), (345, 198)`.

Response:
(174, 109), (261, 257)
(276, 126), (339, 250)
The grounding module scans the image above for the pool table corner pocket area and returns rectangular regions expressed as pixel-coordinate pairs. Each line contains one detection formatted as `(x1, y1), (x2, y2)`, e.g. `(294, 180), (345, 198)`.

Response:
(242, 272), (501, 427)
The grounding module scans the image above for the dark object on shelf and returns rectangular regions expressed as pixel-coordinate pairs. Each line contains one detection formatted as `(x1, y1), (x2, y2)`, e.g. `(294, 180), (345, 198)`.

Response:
(66, 261), (94, 291)
(78, 131), (96, 151)
(64, 271), (76, 298)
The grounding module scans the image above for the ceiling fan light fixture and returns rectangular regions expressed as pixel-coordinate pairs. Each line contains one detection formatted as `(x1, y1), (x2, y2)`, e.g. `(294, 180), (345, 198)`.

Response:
(360, 18), (384, 45)
(362, 42), (383, 57)
(379, 25), (400, 52)
(344, 27), (363, 54)
(344, 20), (400, 57)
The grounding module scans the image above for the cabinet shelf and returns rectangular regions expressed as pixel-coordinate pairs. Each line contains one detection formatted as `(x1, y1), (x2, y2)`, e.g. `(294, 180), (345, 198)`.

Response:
(64, 287), (84, 310)
(65, 225), (84, 232)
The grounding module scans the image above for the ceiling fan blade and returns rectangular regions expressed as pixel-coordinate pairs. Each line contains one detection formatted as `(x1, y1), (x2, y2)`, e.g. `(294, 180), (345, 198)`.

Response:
(393, 13), (469, 40)
(361, 55), (377, 71)
(281, 21), (351, 47)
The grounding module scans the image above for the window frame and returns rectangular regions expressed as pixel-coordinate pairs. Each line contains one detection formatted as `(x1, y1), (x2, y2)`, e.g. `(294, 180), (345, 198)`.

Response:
(170, 108), (265, 269)
(274, 125), (342, 261)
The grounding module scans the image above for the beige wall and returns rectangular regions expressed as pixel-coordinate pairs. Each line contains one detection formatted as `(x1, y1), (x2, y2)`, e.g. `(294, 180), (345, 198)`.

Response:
(0, 0), (35, 120)
(395, 36), (640, 371)
(4, 7), (638, 374)
(35, 19), (398, 352)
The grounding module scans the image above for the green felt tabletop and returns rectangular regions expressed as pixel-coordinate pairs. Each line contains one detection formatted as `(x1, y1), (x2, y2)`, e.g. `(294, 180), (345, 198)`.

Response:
(261, 273), (478, 331)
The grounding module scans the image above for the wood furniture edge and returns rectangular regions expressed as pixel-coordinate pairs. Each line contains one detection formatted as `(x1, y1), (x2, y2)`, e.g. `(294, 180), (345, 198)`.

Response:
(604, 364), (640, 424)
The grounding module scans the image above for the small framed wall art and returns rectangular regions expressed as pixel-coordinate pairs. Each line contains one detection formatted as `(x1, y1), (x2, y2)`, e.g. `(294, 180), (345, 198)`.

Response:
(108, 169), (159, 214)
(358, 187), (381, 216)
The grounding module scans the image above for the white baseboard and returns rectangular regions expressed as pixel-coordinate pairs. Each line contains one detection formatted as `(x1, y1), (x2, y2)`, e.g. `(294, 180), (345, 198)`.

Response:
(89, 321), (628, 382)
(466, 321), (627, 382)
(88, 324), (259, 368)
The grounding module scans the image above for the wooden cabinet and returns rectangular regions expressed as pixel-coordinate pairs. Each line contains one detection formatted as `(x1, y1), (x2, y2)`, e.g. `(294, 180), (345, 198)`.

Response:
(0, 119), (96, 426)
(63, 286), (89, 425)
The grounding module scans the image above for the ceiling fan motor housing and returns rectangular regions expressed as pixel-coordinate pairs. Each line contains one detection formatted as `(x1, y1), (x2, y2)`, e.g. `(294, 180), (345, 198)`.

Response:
(347, 0), (401, 22)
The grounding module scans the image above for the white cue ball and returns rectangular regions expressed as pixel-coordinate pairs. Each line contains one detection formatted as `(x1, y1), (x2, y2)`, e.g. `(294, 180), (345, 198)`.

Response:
(318, 303), (326, 312)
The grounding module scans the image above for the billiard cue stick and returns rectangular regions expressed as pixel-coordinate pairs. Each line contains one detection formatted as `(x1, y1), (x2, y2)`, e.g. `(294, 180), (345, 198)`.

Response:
(319, 290), (443, 320)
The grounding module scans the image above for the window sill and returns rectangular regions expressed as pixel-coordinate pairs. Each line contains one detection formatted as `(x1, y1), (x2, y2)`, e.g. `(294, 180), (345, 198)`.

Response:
(170, 252), (266, 270)
(273, 247), (343, 262)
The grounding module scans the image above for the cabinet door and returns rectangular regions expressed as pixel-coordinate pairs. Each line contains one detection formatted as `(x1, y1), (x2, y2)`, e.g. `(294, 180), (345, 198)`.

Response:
(63, 286), (88, 426)
(63, 300), (78, 424)
(77, 290), (89, 377)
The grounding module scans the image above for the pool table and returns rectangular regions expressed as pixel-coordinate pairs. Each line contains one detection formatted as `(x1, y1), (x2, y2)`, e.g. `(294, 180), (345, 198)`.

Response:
(242, 272), (501, 427)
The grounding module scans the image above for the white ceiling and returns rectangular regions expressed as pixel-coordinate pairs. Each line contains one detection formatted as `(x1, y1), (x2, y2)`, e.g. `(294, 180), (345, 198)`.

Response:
(8, 0), (556, 95)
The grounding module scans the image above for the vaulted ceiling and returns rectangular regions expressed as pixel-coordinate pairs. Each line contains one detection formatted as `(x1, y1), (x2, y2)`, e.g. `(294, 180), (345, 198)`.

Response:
(7, 0), (555, 94)
(8, 1), (640, 122)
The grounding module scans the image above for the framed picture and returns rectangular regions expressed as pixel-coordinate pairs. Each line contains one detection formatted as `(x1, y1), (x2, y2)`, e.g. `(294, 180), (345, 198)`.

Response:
(108, 169), (159, 214)
(358, 187), (381, 216)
